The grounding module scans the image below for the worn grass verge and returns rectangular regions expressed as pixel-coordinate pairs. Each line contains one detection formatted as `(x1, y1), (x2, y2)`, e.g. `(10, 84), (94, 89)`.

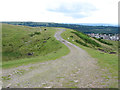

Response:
(61, 28), (118, 79)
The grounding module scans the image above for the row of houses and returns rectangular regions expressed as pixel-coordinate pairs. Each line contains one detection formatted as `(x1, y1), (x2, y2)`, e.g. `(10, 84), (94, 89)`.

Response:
(87, 33), (119, 41)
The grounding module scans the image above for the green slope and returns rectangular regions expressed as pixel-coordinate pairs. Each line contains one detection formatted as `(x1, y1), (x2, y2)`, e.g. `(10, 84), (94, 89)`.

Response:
(2, 24), (70, 68)
(61, 28), (118, 86)
(61, 28), (118, 53)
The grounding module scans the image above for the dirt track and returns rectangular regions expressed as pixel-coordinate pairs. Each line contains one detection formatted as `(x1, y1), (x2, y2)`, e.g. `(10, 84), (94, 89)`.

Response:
(2, 29), (116, 88)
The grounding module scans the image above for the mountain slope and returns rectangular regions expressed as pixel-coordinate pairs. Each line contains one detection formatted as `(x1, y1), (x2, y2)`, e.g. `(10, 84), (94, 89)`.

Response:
(2, 24), (70, 68)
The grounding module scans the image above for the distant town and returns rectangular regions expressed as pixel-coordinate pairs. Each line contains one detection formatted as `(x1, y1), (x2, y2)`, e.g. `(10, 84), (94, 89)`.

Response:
(87, 33), (119, 41)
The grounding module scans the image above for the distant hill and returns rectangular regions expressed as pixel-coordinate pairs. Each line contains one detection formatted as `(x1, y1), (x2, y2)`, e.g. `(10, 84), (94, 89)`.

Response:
(75, 23), (117, 26)
(2, 22), (118, 34)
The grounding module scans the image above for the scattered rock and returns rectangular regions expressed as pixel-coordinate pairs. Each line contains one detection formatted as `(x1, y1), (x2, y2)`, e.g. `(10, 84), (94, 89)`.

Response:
(109, 52), (116, 54)
(43, 41), (47, 43)
(6, 83), (11, 88)
(44, 86), (52, 88)
(74, 80), (78, 83)
(98, 48), (107, 53)
(27, 52), (34, 56)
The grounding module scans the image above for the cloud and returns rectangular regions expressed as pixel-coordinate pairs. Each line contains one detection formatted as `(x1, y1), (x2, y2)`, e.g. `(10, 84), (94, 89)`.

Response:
(0, 0), (118, 24)
(47, 2), (97, 19)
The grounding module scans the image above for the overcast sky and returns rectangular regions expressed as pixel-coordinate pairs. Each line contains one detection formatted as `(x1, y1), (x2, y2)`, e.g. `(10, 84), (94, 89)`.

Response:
(0, 0), (119, 24)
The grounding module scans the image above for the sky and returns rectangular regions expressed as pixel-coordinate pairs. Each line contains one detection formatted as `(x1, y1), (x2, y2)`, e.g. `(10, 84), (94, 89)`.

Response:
(0, 0), (119, 24)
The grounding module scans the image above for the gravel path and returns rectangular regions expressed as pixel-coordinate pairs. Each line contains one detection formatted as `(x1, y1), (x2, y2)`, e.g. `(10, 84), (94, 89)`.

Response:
(2, 28), (117, 88)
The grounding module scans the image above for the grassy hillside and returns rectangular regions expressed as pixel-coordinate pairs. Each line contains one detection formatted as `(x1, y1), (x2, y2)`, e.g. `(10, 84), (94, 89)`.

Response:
(61, 28), (117, 53)
(61, 28), (118, 87)
(2, 24), (70, 68)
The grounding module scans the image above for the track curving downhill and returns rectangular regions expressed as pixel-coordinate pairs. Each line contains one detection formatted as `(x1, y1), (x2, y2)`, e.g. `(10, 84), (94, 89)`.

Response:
(2, 28), (116, 88)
